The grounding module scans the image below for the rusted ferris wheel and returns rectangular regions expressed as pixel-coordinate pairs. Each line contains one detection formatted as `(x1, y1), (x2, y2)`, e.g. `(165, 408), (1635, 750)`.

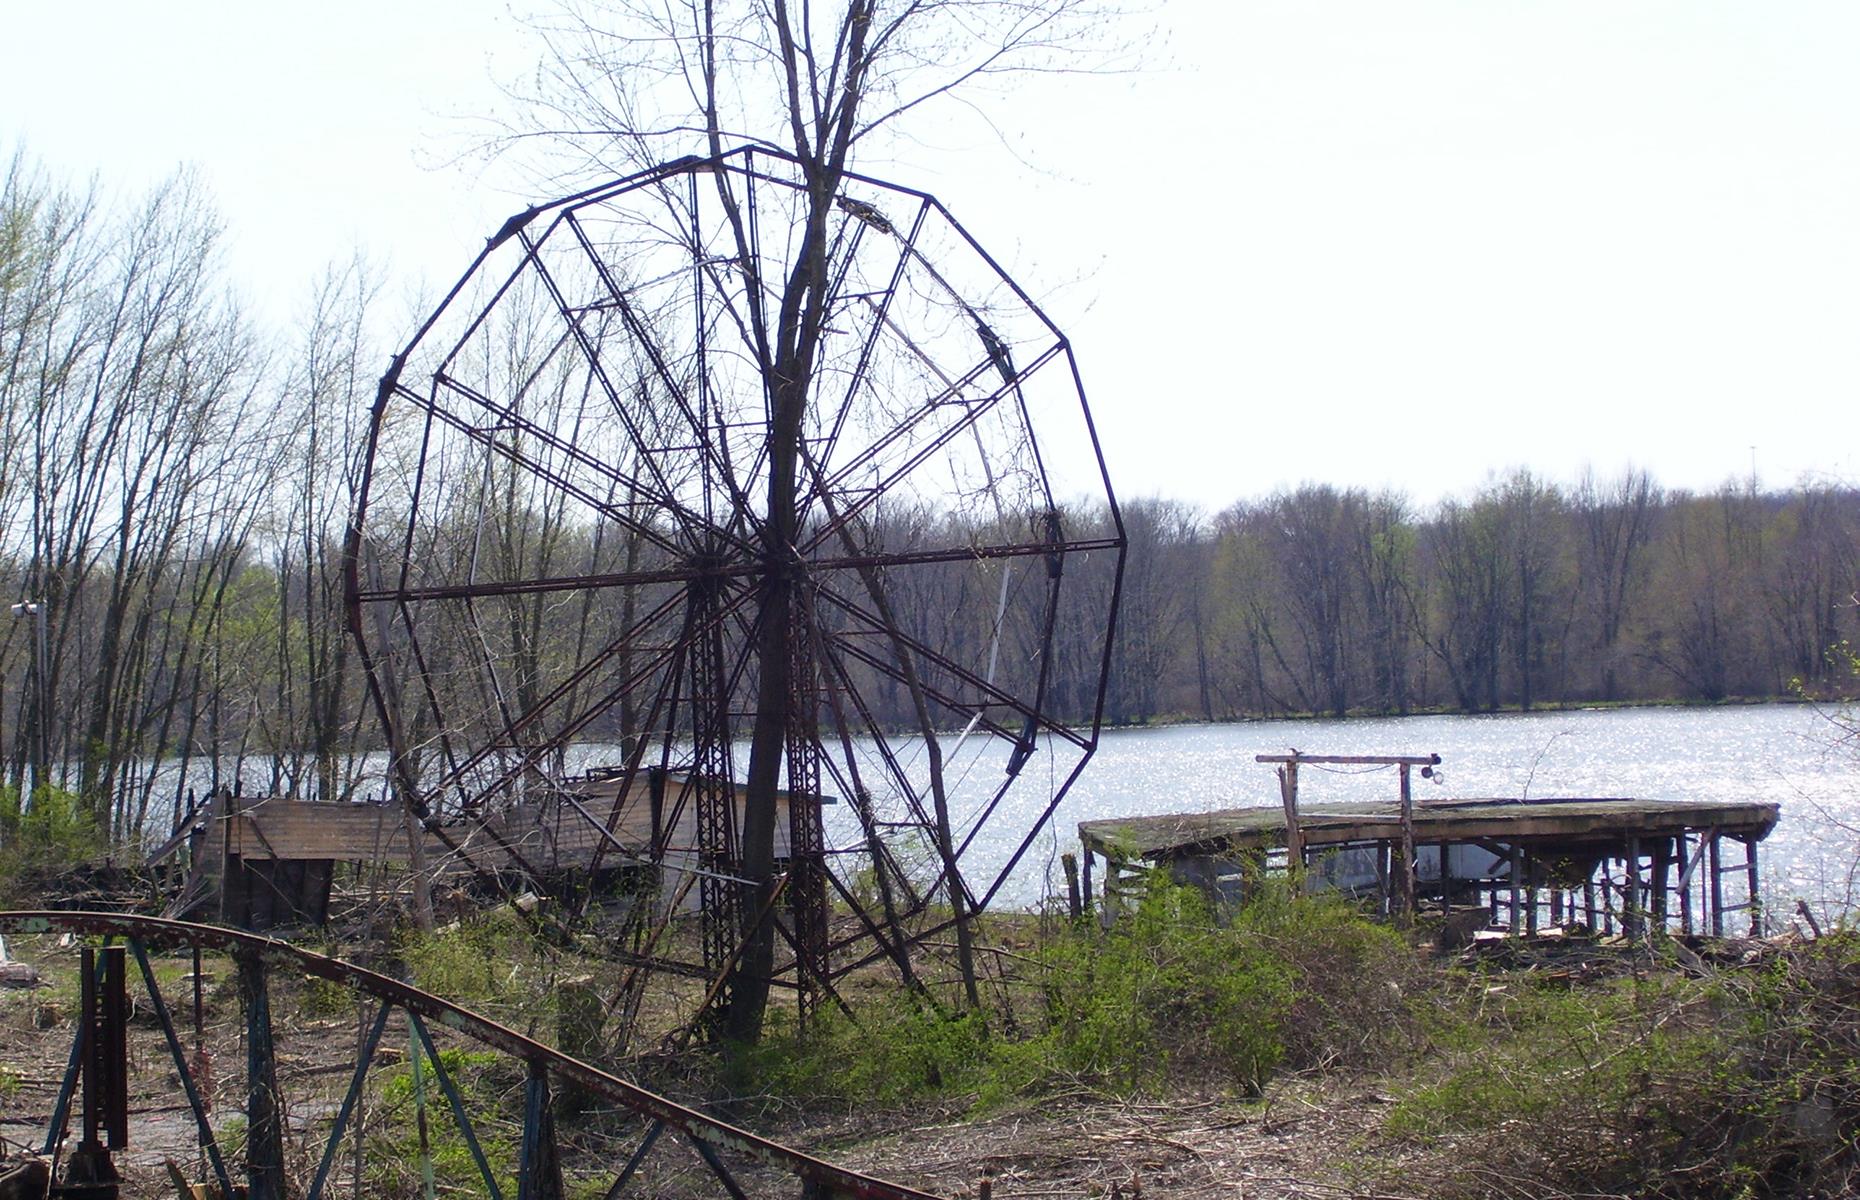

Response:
(345, 147), (1123, 1032)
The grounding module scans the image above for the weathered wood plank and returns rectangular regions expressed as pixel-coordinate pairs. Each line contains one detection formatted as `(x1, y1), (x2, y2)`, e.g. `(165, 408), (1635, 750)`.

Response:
(204, 773), (819, 873)
(1079, 797), (1780, 862)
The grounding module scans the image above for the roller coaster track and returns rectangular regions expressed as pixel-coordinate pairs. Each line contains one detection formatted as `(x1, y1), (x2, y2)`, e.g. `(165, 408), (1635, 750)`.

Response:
(0, 911), (941, 1200)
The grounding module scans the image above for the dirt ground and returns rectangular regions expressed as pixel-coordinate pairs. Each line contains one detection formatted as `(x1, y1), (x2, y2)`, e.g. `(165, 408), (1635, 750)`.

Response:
(0, 931), (1415, 1200)
(800, 1085), (1406, 1200)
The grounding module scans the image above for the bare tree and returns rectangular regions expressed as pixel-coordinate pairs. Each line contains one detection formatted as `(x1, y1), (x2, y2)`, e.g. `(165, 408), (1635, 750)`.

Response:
(269, 259), (385, 804)
(1425, 495), (1505, 713)
(1264, 485), (1359, 717)
(0, 163), (279, 830)
(1108, 497), (1199, 722)
(1352, 489), (1417, 715)
(1573, 467), (1658, 701)
(1491, 470), (1567, 713)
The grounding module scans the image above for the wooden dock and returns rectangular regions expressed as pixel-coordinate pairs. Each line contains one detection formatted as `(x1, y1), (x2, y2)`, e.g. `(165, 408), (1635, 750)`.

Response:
(1079, 793), (1779, 937)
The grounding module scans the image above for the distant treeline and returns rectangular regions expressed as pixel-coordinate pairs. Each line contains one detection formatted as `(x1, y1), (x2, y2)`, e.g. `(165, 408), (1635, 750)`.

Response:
(1104, 473), (1858, 724)
(4, 153), (1857, 844)
(0, 155), (376, 837)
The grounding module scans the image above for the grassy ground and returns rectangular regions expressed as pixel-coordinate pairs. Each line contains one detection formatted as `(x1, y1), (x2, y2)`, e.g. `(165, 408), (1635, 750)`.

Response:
(0, 884), (1855, 1199)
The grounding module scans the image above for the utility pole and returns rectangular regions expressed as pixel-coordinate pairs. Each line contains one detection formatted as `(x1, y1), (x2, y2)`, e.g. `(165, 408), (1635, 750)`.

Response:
(10, 600), (47, 807)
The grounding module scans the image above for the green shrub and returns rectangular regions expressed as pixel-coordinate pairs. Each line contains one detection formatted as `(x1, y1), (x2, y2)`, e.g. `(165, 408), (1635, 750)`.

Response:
(396, 910), (547, 1022)
(0, 785), (105, 902)
(1385, 935), (1860, 1199)
(371, 1046), (518, 1199)
(1020, 879), (1296, 1095)
(732, 1003), (995, 1107)
(736, 877), (1423, 1110)
(1226, 875), (1422, 1071)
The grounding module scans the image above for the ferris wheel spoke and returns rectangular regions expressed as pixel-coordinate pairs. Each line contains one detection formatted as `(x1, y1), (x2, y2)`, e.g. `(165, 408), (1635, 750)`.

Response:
(560, 208), (761, 529)
(513, 228), (702, 517)
(795, 345), (1068, 557)
(416, 377), (693, 559)
(801, 535), (1122, 577)
(410, 584), (696, 807)
(815, 198), (935, 470)
(809, 622), (945, 850)
(968, 751), (1101, 914)
(353, 555), (763, 605)
(810, 580), (1090, 751)
(421, 579), (763, 812)
(802, 356), (1003, 516)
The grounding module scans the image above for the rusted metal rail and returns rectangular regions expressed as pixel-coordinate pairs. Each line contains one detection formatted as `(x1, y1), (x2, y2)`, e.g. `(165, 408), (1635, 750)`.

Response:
(0, 910), (941, 1200)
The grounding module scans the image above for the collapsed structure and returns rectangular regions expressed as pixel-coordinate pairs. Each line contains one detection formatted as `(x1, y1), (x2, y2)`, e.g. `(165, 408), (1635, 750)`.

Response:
(1079, 752), (1778, 937)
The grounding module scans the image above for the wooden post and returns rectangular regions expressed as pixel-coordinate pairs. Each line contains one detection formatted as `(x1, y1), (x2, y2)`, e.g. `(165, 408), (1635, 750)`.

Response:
(1278, 763), (1303, 880)
(220, 788), (237, 925)
(556, 976), (603, 1113)
(1743, 836), (1761, 935)
(1375, 843), (1391, 916)
(1080, 847), (1094, 917)
(1709, 833), (1725, 937)
(1397, 764), (1416, 921)
(1676, 827), (1717, 938)
(1678, 834), (1693, 935)
(518, 1063), (564, 1200)
(1061, 853), (1082, 922)
(1524, 860), (1539, 936)
(1651, 838), (1671, 927)
(1508, 847), (1522, 934)
(1624, 837), (1642, 940)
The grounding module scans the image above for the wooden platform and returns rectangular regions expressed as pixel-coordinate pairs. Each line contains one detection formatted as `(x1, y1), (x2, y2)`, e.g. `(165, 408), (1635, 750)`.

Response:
(1078, 795), (1780, 938)
(1079, 796), (1780, 862)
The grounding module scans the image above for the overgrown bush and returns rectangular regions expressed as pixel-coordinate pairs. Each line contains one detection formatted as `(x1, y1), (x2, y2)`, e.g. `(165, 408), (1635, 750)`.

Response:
(732, 1003), (996, 1108)
(0, 786), (105, 903)
(1385, 934), (1860, 1198)
(739, 878), (1424, 1110)
(396, 909), (552, 1023)
(1011, 879), (1297, 1095)
(368, 1046), (520, 1199)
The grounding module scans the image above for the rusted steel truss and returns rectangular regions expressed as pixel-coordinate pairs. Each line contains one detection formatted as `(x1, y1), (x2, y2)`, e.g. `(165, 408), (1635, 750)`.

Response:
(341, 147), (1125, 1032)
(0, 910), (941, 1200)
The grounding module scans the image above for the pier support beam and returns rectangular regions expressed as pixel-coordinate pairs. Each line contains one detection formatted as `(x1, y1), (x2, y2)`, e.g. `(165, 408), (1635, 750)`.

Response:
(1709, 834), (1725, 937)
(1743, 836), (1762, 935)
(1652, 838), (1671, 925)
(1508, 847), (1523, 933)
(1625, 837), (1642, 940)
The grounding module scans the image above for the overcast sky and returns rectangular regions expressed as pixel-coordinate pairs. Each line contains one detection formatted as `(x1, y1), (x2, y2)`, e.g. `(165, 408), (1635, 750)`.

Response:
(4, 2), (1857, 511)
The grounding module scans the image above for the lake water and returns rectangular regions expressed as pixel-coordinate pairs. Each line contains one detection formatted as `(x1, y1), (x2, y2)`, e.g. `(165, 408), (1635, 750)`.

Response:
(936, 704), (1860, 917)
(151, 703), (1859, 922)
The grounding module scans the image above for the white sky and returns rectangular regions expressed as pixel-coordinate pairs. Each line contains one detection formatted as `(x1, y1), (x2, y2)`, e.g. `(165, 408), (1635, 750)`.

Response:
(4, 2), (1858, 512)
